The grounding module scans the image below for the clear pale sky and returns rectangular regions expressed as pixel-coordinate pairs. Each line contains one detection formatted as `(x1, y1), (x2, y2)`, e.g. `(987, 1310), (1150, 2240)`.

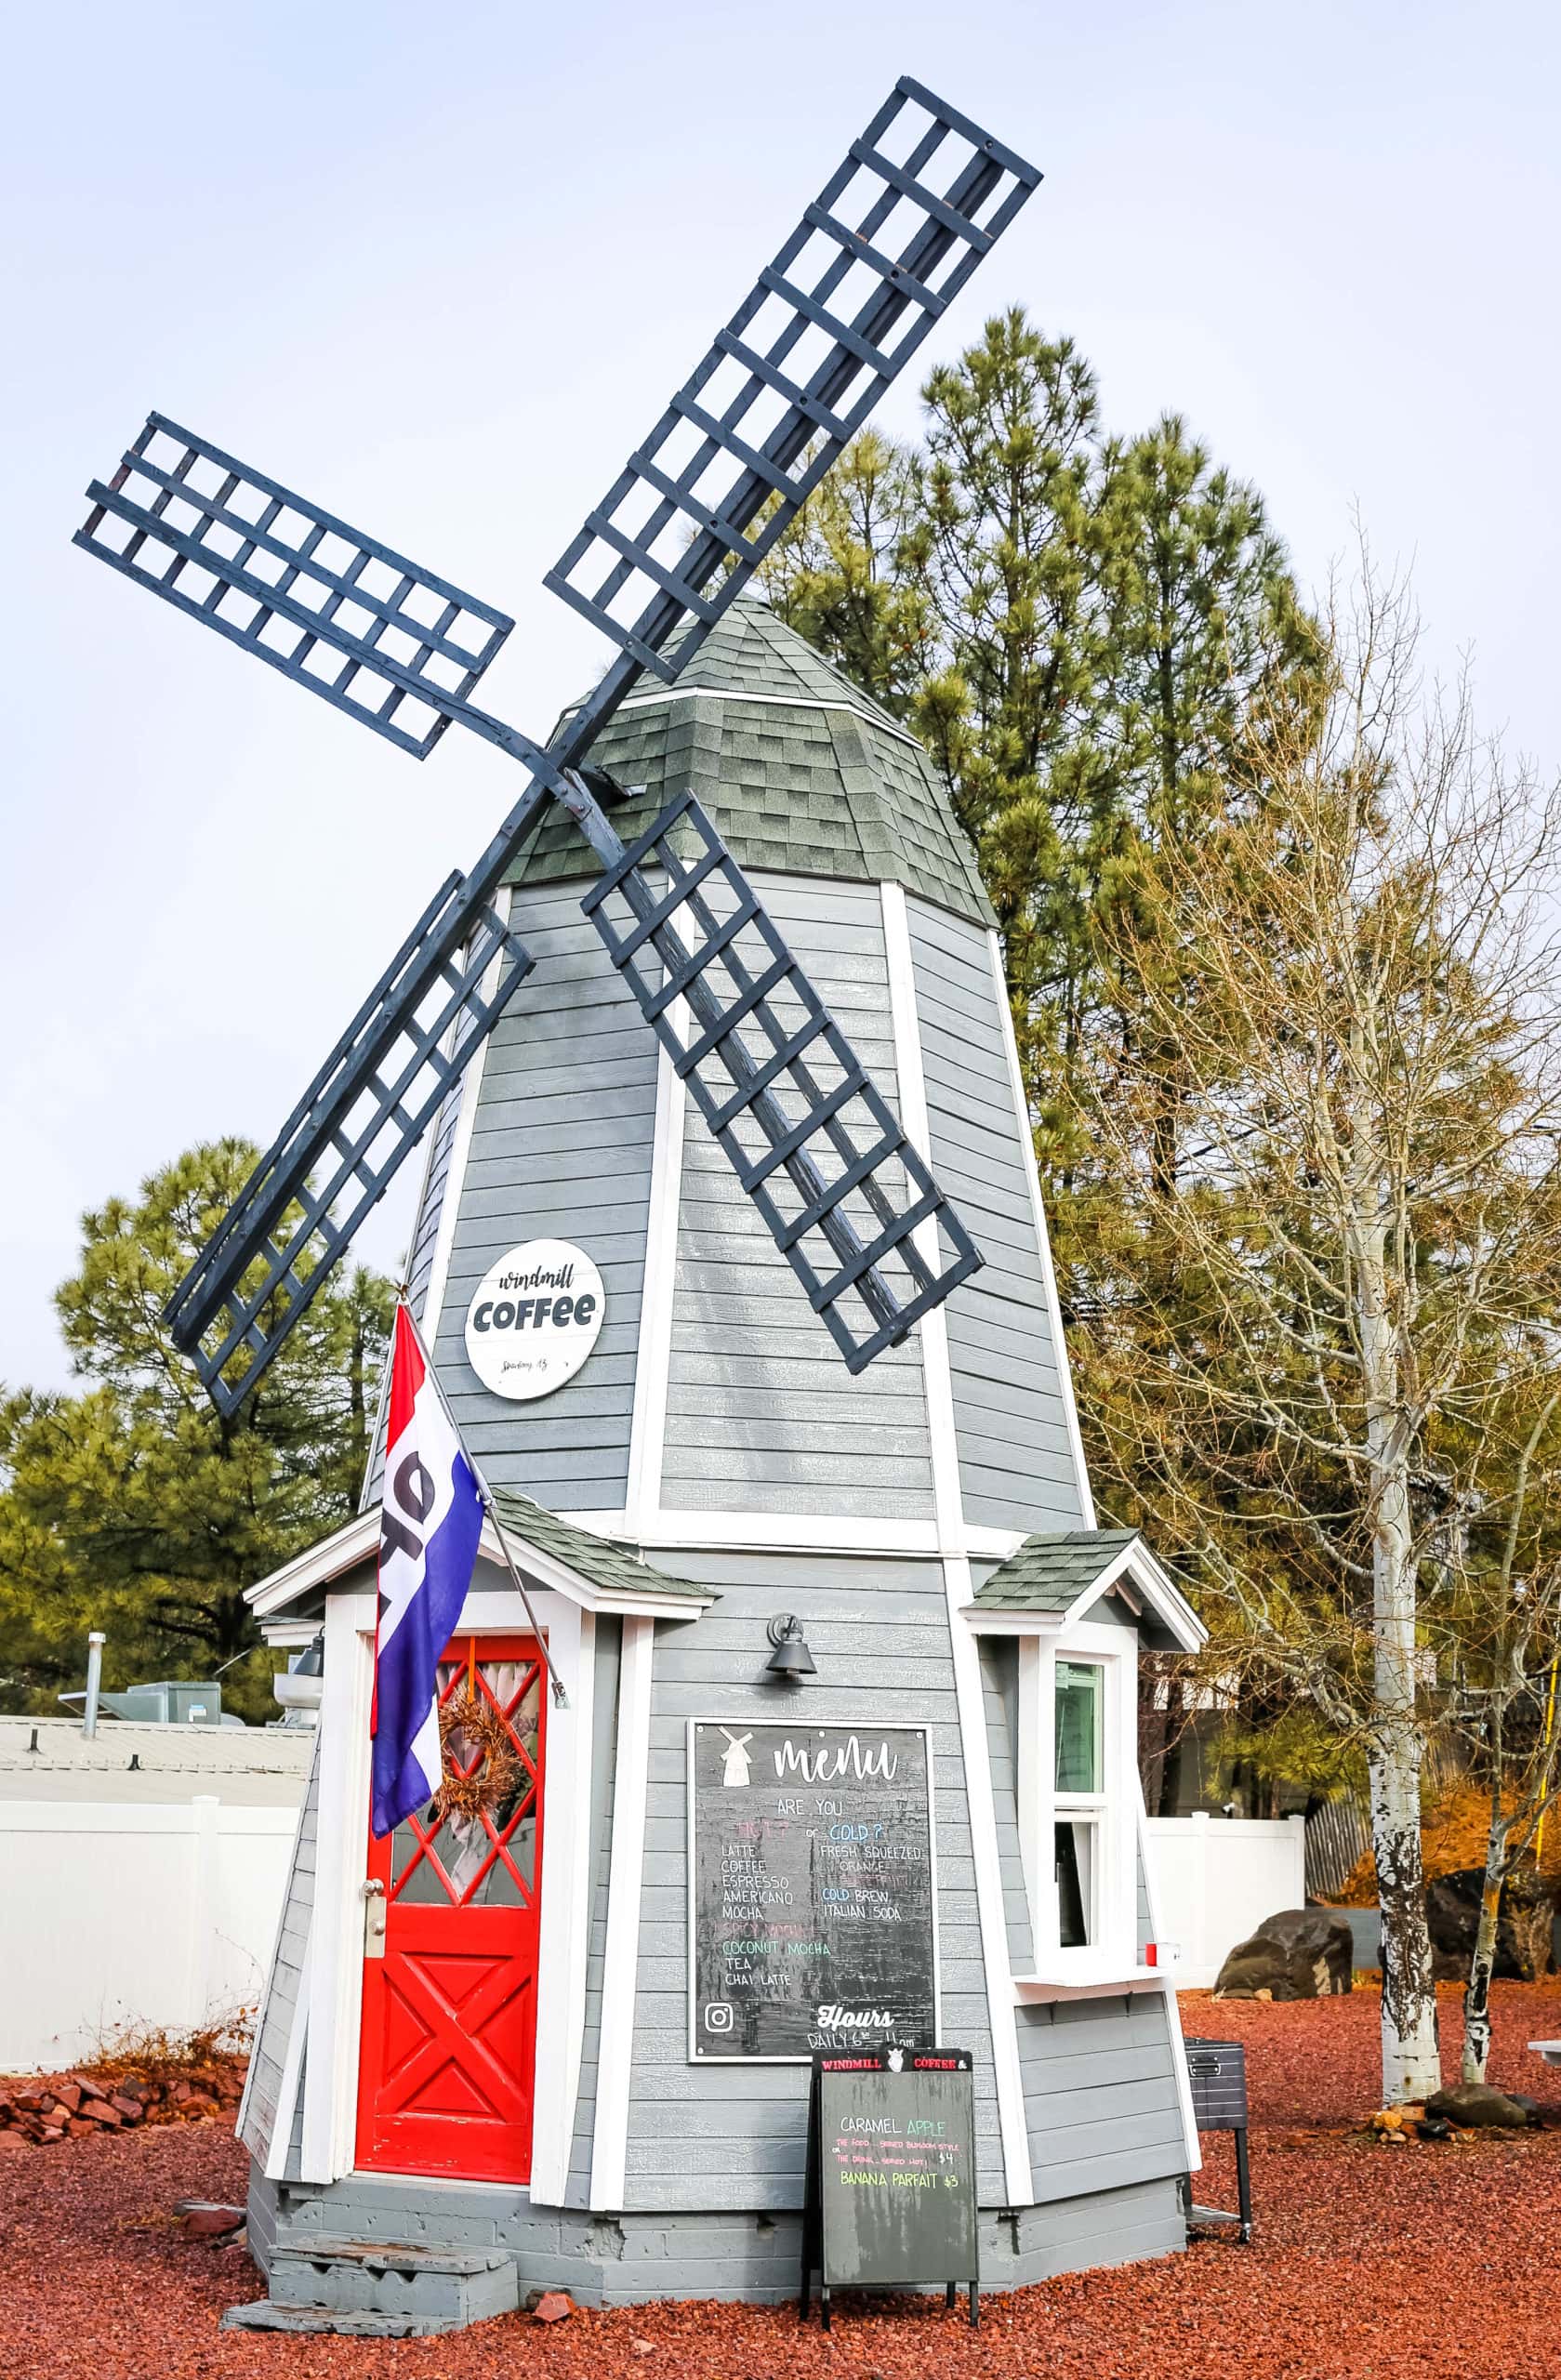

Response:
(4, 0), (1556, 1393)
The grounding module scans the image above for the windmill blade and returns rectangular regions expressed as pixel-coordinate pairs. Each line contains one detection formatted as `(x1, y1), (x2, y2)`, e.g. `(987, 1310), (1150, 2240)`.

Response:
(75, 415), (513, 758)
(167, 841), (539, 1415)
(545, 77), (1039, 681)
(577, 789), (983, 1372)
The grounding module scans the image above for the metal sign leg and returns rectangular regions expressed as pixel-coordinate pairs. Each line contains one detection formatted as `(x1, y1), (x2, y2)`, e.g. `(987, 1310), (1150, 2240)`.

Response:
(1235, 2127), (1253, 2244)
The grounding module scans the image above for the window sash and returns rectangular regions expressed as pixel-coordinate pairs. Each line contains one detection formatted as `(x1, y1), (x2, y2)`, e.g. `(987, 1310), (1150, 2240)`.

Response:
(1014, 1627), (1138, 1974)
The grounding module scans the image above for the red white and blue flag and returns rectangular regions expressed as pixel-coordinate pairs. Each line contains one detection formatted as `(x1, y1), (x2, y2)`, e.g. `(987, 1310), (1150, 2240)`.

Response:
(371, 1304), (484, 1837)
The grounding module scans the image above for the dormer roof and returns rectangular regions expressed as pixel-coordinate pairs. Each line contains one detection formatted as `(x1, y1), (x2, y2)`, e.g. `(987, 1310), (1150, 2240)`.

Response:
(965, 1529), (1206, 1653)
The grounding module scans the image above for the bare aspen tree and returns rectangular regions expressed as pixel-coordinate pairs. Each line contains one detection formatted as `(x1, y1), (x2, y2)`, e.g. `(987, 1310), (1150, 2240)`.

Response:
(1063, 562), (1561, 2102)
(1435, 1398), (1561, 2082)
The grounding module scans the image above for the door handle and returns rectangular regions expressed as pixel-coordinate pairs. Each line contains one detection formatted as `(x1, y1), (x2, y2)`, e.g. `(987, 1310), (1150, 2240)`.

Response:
(362, 1876), (388, 1960)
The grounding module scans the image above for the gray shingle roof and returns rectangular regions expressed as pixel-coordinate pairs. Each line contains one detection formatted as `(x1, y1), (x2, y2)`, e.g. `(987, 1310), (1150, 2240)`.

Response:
(970, 1530), (1141, 1612)
(507, 599), (994, 927)
(489, 1488), (715, 1605)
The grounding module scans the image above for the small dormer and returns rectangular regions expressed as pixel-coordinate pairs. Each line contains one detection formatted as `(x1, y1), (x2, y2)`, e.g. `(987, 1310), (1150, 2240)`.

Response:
(966, 1531), (1203, 1990)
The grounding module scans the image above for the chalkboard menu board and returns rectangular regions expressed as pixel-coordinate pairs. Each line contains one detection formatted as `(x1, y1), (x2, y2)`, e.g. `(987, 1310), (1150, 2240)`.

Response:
(687, 1720), (938, 2061)
(800, 2047), (979, 2328)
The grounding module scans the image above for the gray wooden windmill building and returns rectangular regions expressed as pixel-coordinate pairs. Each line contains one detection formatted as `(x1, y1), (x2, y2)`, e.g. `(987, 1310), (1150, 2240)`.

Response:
(73, 80), (1204, 2336)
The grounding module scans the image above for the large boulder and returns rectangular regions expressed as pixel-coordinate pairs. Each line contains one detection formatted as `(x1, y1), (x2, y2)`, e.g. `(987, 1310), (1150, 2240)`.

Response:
(1213, 1906), (1355, 1999)
(1422, 2081), (1531, 2129)
(1424, 1866), (1555, 1984)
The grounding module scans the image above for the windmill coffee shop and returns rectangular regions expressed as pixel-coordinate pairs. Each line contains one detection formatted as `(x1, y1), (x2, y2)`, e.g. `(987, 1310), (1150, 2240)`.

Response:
(218, 589), (1206, 2331)
(70, 75), (1208, 2337)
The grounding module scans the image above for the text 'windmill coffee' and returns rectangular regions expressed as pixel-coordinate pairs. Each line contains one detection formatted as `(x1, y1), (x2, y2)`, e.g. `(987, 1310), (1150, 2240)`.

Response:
(464, 1239), (605, 1401)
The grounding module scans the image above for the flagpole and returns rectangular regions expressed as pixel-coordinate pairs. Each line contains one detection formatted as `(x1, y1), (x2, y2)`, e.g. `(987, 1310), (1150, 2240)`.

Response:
(395, 1296), (570, 1711)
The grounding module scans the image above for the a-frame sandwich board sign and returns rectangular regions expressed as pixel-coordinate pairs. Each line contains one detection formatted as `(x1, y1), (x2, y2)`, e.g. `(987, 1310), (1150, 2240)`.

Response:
(799, 2046), (979, 2330)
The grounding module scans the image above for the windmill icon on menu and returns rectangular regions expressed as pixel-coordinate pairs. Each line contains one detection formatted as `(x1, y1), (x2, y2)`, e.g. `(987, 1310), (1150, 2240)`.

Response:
(73, 81), (1040, 1415)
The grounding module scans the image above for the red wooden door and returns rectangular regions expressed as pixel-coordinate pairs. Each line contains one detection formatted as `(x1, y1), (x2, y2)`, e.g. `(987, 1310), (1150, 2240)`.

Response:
(356, 1636), (546, 2182)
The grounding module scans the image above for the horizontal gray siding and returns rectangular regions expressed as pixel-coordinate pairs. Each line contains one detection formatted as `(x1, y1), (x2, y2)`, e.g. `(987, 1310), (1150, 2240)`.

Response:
(240, 1736), (319, 2168)
(980, 1622), (1185, 2208)
(978, 1636), (1035, 1972)
(407, 1081), (463, 1324)
(660, 877), (933, 1521)
(621, 1550), (1001, 2210)
(565, 1618), (622, 2209)
(430, 885), (658, 1511)
(1015, 1992), (1188, 2204)
(907, 896), (1088, 1536)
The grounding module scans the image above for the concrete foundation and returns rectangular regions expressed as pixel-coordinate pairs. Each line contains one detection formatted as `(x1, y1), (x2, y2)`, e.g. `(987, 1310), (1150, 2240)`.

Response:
(240, 2165), (1186, 2320)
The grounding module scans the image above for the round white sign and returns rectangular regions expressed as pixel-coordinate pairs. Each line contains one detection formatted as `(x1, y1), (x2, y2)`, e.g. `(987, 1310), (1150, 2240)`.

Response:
(464, 1238), (606, 1401)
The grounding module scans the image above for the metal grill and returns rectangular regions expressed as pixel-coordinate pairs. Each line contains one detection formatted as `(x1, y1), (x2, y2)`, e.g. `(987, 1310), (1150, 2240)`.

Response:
(545, 76), (1040, 680)
(1184, 2039), (1250, 2132)
(581, 791), (982, 1371)
(167, 879), (534, 1413)
(75, 415), (513, 758)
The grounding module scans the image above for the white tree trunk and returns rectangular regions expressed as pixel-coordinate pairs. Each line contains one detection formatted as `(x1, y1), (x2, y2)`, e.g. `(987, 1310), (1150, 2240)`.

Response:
(1359, 1224), (1441, 2104)
(1369, 1712), (1440, 2102)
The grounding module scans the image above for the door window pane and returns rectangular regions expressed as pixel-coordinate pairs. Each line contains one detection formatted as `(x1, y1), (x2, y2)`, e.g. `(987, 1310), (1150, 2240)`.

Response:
(1055, 1660), (1104, 1792)
(390, 1653), (541, 1908)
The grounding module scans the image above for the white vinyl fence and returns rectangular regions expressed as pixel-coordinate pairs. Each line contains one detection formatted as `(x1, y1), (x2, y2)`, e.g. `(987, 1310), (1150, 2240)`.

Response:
(1, 1798), (1305, 2069)
(1145, 1812), (1307, 1989)
(0, 1798), (298, 2071)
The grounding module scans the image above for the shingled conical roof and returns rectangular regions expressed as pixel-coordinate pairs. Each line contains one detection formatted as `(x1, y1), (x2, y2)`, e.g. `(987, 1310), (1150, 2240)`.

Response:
(507, 598), (994, 928)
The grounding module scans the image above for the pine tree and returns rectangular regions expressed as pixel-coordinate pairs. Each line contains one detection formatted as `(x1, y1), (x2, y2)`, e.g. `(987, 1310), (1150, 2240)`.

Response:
(761, 317), (1321, 1172)
(0, 1141), (395, 1719)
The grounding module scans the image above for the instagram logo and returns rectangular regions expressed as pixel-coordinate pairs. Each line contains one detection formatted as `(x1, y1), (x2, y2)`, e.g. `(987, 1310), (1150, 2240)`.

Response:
(703, 2002), (734, 2034)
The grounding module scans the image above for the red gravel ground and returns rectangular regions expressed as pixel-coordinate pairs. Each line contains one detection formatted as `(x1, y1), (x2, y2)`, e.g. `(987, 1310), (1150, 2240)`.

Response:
(4, 1982), (1561, 2380)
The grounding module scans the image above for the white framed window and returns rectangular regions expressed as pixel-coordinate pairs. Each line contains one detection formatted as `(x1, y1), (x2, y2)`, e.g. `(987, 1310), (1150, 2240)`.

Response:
(1014, 1620), (1139, 1979)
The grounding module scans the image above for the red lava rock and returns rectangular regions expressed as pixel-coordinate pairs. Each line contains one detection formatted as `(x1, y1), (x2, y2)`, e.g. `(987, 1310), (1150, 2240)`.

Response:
(82, 2100), (122, 2129)
(181, 2203), (245, 2238)
(6, 1988), (1561, 2377)
(111, 2094), (143, 2123)
(54, 2083), (83, 2116)
(0, 2130), (29, 2153)
(534, 2293), (575, 2323)
(36, 2125), (62, 2144)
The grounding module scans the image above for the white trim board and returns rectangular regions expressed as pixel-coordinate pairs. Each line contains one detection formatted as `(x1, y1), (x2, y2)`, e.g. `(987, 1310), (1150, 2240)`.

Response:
(589, 1614), (655, 2208)
(236, 1737), (316, 2152)
(562, 1508), (1024, 1561)
(529, 1602), (595, 2204)
(420, 884), (510, 1349)
(985, 924), (1096, 1526)
(1136, 1777), (1202, 2175)
(299, 1598), (374, 2183)
(880, 880), (1032, 2204)
(623, 998), (686, 1537)
(262, 1927), (313, 2183)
